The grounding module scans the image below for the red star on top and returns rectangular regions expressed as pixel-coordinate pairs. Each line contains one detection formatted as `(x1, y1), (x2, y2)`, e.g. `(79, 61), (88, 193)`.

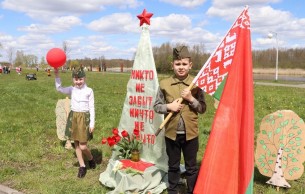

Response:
(137, 9), (153, 26)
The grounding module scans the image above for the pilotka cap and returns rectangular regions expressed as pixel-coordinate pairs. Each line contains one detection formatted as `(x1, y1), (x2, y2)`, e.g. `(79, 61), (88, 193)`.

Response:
(72, 66), (86, 78)
(173, 46), (190, 60)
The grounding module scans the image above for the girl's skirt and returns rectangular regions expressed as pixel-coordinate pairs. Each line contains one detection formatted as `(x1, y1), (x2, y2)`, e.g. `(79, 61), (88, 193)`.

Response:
(65, 111), (93, 143)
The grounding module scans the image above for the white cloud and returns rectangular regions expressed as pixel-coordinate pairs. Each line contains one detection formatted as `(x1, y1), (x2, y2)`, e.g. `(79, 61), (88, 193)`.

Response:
(251, 6), (292, 30)
(88, 12), (221, 54)
(0, 34), (54, 59)
(149, 14), (219, 52)
(0, 33), (13, 42)
(87, 13), (138, 34)
(17, 34), (53, 48)
(60, 35), (129, 59)
(204, 1), (305, 50)
(18, 16), (82, 34)
(211, 0), (280, 9)
(1, 0), (142, 19)
(256, 37), (274, 46)
(152, 14), (192, 32)
(160, 0), (207, 8)
(249, 6), (305, 49)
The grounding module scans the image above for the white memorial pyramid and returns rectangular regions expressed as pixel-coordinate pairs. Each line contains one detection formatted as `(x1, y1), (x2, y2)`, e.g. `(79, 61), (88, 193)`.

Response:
(100, 9), (168, 194)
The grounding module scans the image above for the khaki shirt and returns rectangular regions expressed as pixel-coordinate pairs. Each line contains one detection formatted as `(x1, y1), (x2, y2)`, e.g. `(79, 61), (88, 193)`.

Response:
(154, 75), (206, 140)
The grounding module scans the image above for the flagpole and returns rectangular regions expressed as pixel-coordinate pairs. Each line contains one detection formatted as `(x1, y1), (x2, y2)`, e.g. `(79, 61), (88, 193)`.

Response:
(155, 6), (249, 136)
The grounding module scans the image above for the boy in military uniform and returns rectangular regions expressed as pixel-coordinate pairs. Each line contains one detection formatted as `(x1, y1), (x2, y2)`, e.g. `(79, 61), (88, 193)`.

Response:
(154, 46), (206, 194)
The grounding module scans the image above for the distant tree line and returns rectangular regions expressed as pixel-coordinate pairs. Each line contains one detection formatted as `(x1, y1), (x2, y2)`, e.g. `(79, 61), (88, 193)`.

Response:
(66, 57), (133, 71)
(253, 48), (305, 69)
(152, 42), (210, 73)
(153, 43), (305, 72)
(1, 41), (305, 72)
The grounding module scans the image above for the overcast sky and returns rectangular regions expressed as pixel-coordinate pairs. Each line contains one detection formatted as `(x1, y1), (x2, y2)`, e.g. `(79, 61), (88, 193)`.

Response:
(0, 0), (304, 62)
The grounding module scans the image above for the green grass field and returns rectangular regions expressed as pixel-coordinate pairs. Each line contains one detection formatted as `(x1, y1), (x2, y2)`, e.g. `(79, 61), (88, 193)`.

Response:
(1, 70), (305, 194)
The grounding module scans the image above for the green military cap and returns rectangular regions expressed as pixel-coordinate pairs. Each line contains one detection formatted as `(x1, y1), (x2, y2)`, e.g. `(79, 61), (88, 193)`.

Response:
(173, 46), (190, 60)
(72, 66), (86, 78)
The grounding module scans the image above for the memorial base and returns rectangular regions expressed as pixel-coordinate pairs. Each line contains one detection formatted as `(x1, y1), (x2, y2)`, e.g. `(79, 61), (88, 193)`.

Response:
(99, 159), (168, 194)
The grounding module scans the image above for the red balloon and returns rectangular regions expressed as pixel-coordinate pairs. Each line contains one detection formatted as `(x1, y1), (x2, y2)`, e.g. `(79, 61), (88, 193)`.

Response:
(46, 48), (66, 68)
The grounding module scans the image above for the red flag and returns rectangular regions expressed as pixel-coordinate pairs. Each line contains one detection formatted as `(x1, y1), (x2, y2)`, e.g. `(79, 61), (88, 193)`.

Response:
(194, 6), (254, 194)
(193, 7), (250, 96)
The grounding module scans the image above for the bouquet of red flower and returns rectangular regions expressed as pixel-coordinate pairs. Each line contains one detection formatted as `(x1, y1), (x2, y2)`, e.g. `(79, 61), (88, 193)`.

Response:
(101, 128), (142, 160)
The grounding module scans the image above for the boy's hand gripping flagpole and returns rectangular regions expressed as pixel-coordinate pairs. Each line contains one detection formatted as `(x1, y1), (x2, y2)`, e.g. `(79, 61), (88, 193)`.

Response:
(155, 6), (249, 136)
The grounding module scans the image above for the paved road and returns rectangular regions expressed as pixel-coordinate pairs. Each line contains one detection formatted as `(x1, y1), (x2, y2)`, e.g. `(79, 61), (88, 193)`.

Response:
(0, 184), (23, 194)
(255, 82), (305, 88)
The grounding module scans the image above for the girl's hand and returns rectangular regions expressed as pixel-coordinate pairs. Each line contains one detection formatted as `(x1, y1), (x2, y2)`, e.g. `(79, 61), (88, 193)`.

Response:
(90, 128), (94, 133)
(54, 68), (59, 77)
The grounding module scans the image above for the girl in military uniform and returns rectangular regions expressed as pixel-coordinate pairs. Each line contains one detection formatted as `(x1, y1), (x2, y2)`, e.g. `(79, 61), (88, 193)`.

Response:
(54, 67), (96, 178)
